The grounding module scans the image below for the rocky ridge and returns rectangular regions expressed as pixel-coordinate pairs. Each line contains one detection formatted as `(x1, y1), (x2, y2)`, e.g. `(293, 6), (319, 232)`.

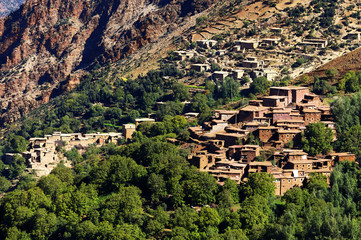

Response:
(0, 0), (26, 17)
(0, 0), (217, 126)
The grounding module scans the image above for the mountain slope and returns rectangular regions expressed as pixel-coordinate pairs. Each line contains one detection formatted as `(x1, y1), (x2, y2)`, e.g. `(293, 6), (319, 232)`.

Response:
(0, 0), (216, 126)
(0, 0), (26, 17)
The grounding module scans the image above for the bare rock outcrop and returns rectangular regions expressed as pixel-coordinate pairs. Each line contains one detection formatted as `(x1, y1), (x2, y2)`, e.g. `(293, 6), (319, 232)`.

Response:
(0, 0), (216, 125)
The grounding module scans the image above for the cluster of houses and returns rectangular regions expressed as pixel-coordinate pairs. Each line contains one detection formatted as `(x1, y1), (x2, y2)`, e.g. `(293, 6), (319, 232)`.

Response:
(175, 27), (361, 87)
(187, 86), (356, 195)
(5, 130), (128, 177)
(175, 35), (332, 85)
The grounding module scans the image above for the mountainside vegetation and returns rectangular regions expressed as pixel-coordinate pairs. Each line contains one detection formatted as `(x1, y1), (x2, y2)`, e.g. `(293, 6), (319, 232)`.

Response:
(3, 0), (361, 239)
(1, 137), (361, 239)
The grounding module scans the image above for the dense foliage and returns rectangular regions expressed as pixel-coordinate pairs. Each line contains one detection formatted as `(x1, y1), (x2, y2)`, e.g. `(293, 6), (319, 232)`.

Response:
(1, 135), (361, 239)
(302, 122), (334, 155)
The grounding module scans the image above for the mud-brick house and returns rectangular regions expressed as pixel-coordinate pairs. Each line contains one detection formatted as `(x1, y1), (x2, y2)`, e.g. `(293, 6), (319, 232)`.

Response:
(232, 69), (245, 80)
(330, 153), (357, 164)
(196, 39), (218, 48)
(247, 161), (274, 174)
(214, 110), (239, 121)
(271, 109), (292, 124)
(270, 86), (309, 104)
(235, 39), (259, 49)
(274, 170), (306, 196)
(215, 133), (245, 147)
(302, 109), (321, 125)
(242, 57), (264, 68)
(277, 129), (302, 147)
(213, 71), (230, 81)
(191, 64), (210, 72)
(188, 151), (219, 170)
(238, 105), (269, 122)
(228, 145), (260, 162)
(174, 50), (195, 60)
(258, 126), (278, 143)
(122, 124), (136, 140)
(262, 96), (288, 108)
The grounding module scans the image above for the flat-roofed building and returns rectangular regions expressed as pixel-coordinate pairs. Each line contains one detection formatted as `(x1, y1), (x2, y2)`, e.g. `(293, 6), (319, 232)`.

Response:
(174, 50), (195, 60)
(278, 129), (302, 146)
(232, 69), (245, 80)
(242, 57), (264, 68)
(213, 71), (229, 81)
(270, 86), (309, 103)
(248, 161), (274, 174)
(122, 124), (136, 140)
(258, 126), (278, 143)
(235, 39), (259, 49)
(238, 105), (269, 122)
(262, 96), (288, 107)
(196, 39), (218, 48)
(330, 152), (357, 163)
(303, 109), (321, 125)
(191, 63), (210, 72)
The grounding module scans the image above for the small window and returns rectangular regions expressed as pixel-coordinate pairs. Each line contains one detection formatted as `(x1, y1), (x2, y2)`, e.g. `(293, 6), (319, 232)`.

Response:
(288, 179), (291, 183)
(286, 134), (289, 138)
(311, 118), (314, 121)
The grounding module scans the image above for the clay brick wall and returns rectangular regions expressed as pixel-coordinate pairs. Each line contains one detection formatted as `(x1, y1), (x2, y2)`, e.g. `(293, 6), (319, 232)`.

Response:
(275, 177), (305, 195)
(259, 129), (275, 142)
(304, 112), (321, 125)
(292, 89), (309, 103)
(238, 111), (254, 122)
(273, 113), (291, 124)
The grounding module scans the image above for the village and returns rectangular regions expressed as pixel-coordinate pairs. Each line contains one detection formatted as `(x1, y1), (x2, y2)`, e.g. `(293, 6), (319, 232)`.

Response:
(172, 29), (361, 89)
(5, 26), (361, 194)
(186, 85), (355, 196)
(4, 21), (361, 194)
(4, 83), (356, 196)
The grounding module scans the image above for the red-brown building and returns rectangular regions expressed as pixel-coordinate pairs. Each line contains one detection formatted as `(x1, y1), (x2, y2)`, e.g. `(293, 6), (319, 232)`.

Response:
(303, 109), (321, 125)
(258, 126), (278, 143)
(238, 105), (269, 122)
(270, 86), (309, 104)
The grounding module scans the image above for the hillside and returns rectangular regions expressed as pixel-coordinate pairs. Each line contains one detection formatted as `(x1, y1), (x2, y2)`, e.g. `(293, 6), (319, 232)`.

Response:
(0, 0), (26, 17)
(0, 0), (361, 126)
(0, 0), (218, 126)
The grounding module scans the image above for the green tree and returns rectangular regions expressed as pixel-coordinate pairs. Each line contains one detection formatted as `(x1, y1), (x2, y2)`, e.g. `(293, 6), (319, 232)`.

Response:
(325, 68), (338, 81)
(183, 169), (219, 205)
(198, 207), (220, 231)
(238, 195), (272, 231)
(0, 176), (11, 193)
(218, 179), (239, 208)
(220, 77), (240, 101)
(305, 173), (328, 192)
(147, 173), (167, 202)
(250, 77), (270, 95)
(302, 122), (334, 155)
(336, 125), (361, 157)
(6, 135), (28, 153)
(173, 83), (190, 101)
(8, 155), (27, 179)
(241, 173), (276, 199)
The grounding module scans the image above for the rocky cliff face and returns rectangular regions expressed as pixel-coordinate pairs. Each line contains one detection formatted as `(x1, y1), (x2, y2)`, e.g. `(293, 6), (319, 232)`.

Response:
(0, 0), (216, 125)
(0, 0), (26, 17)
